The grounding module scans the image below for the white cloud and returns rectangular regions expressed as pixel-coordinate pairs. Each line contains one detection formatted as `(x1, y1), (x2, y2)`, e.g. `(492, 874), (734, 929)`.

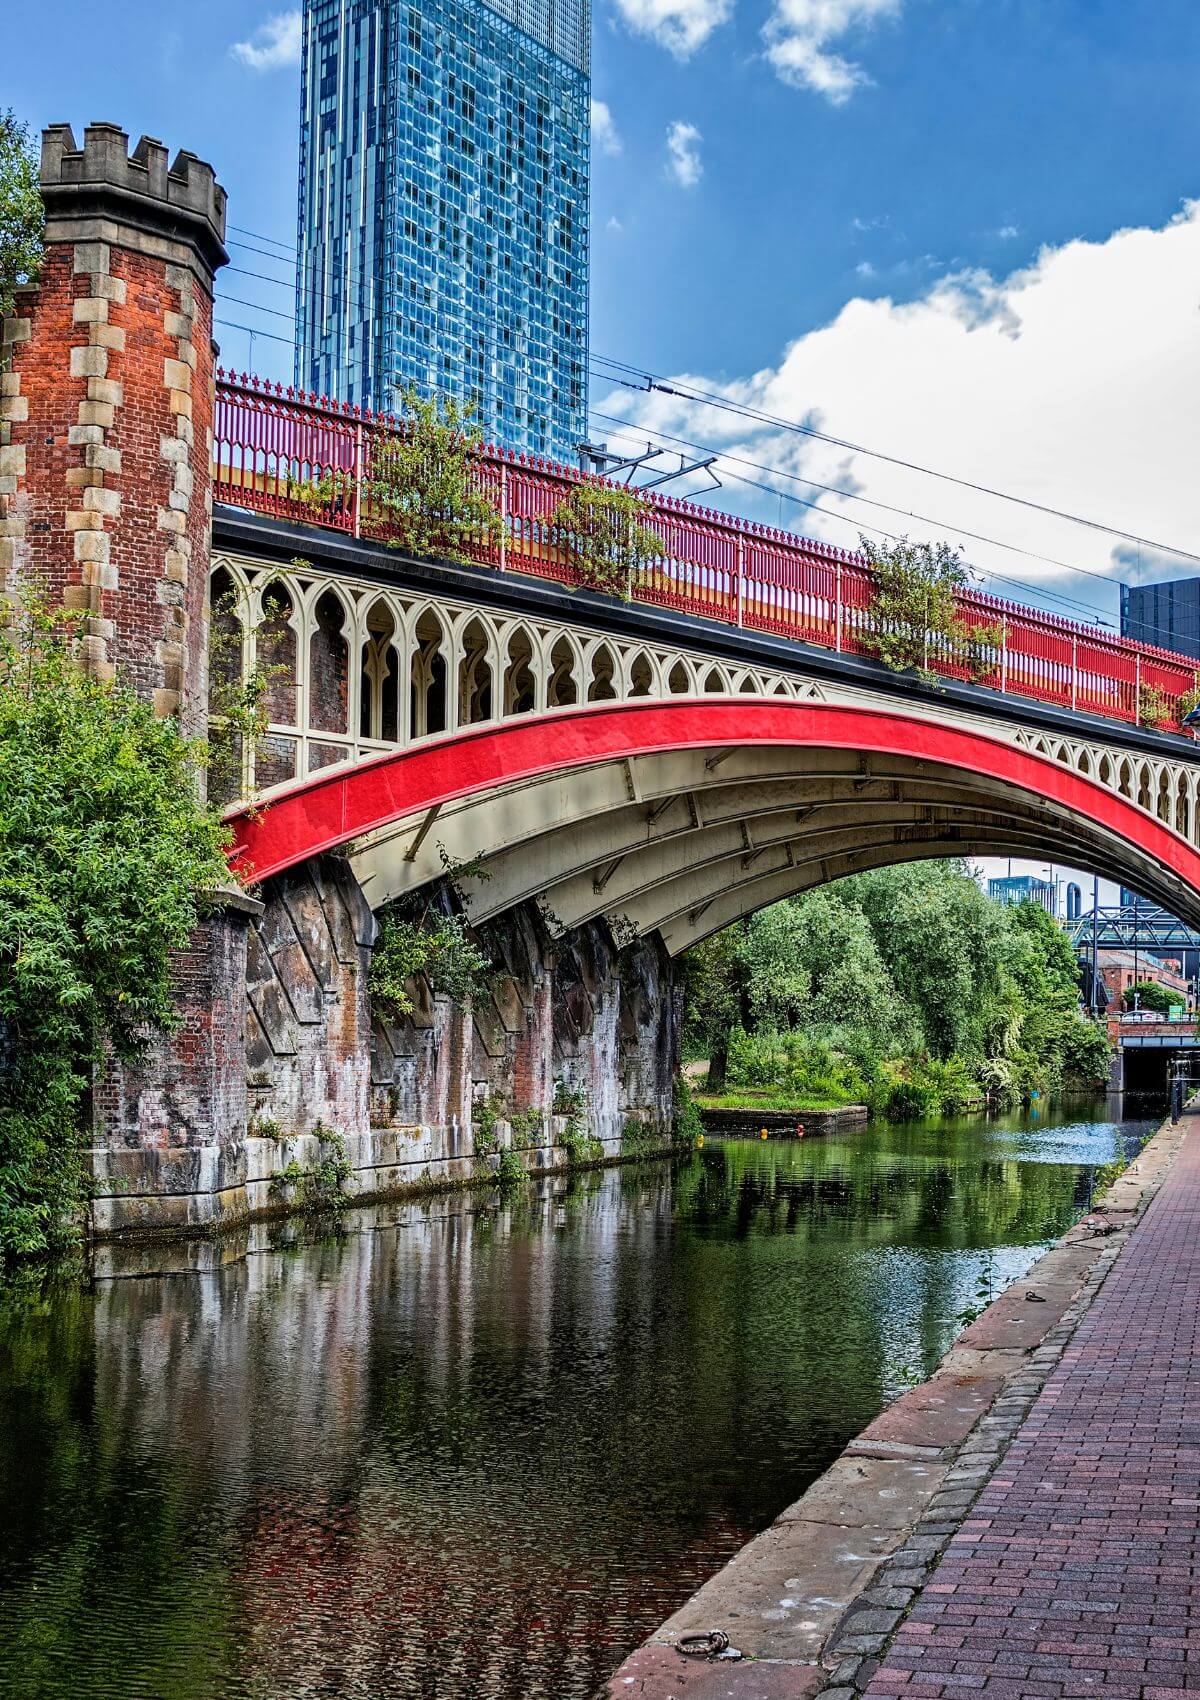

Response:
(764, 0), (901, 100)
(613, 0), (732, 58)
(607, 215), (624, 233)
(591, 99), (622, 156)
(665, 121), (703, 187)
(231, 9), (301, 70)
(600, 204), (1200, 624)
(996, 224), (1020, 240)
(855, 260), (876, 278)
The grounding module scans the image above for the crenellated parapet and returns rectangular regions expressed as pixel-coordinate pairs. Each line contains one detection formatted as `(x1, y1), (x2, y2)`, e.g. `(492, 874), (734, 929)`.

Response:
(1, 122), (227, 732)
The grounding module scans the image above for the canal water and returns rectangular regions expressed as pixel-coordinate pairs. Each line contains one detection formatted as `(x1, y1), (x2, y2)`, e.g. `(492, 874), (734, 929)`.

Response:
(0, 1103), (1156, 1700)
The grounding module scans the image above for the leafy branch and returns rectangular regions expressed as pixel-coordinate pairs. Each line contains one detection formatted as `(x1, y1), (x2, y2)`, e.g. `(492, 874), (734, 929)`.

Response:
(549, 481), (665, 599)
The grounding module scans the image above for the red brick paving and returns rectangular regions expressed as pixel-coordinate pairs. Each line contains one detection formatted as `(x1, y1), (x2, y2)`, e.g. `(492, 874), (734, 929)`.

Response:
(864, 1111), (1200, 1700)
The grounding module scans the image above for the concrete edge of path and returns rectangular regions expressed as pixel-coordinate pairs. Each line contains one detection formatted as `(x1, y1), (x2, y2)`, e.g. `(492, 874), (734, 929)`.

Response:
(600, 1107), (1189, 1700)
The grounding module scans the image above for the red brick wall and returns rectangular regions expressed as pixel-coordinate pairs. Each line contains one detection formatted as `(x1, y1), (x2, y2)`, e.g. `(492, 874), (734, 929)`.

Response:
(2, 235), (213, 735)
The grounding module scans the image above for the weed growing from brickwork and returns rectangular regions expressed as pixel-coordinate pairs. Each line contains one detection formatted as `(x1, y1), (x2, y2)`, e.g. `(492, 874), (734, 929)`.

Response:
(369, 848), (493, 1022)
(0, 599), (230, 1259)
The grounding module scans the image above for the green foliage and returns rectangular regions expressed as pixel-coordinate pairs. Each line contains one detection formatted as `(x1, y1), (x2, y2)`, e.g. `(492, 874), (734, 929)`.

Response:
(508, 1106), (544, 1142)
(369, 900), (491, 1021)
(494, 1146), (526, 1187)
(679, 926), (747, 1072)
(552, 1079), (587, 1117)
(672, 1076), (704, 1147)
(1137, 682), (1173, 730)
(1177, 674), (1200, 724)
(292, 389), (501, 564)
(267, 1125), (351, 1211)
(248, 1115), (282, 1140)
(726, 1029), (871, 1106)
(620, 1116), (661, 1160)
(0, 600), (230, 1258)
(368, 388), (501, 561)
(549, 481), (665, 599)
(0, 111), (42, 324)
(553, 1080), (602, 1165)
(858, 534), (1001, 686)
(680, 867), (1112, 1122)
(1122, 978), (1184, 1013)
(472, 1093), (504, 1157)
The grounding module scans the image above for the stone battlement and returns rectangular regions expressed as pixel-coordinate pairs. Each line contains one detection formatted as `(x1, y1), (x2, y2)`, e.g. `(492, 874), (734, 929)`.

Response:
(38, 123), (227, 282)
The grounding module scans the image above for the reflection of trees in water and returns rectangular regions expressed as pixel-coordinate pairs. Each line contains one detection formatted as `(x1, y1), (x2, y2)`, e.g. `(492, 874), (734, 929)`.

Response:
(0, 1118), (1098, 1700)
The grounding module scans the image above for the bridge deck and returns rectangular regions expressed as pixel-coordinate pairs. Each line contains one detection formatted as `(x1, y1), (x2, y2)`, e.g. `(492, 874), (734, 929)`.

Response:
(866, 1105), (1200, 1700)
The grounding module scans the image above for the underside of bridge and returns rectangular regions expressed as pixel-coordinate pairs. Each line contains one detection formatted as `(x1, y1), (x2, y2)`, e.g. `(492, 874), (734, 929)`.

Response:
(232, 698), (1200, 949)
(87, 696), (1200, 1241)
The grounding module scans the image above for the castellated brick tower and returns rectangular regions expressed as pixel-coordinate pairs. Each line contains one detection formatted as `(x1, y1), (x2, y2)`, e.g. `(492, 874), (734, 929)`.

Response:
(0, 123), (227, 735)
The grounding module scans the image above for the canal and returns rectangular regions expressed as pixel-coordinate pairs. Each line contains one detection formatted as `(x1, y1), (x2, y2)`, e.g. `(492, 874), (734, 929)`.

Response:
(0, 1103), (1156, 1700)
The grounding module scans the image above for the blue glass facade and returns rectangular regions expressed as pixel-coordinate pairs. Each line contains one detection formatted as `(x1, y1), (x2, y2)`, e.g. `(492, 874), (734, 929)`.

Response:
(297, 0), (589, 460)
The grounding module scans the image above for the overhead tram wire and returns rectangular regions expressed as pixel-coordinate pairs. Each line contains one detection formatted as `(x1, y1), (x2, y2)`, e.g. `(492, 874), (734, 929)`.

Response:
(589, 412), (1119, 627)
(224, 218), (1200, 572)
(590, 353), (1200, 572)
(586, 403), (1133, 608)
(208, 297), (1129, 621)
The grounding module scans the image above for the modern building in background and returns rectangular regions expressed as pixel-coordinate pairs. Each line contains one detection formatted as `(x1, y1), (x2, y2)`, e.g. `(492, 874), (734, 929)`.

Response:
(986, 874), (1059, 915)
(1120, 577), (1200, 660)
(296, 0), (590, 459)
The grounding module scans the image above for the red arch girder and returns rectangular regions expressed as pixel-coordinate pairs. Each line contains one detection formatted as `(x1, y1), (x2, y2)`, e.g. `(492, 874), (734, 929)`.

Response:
(226, 700), (1200, 901)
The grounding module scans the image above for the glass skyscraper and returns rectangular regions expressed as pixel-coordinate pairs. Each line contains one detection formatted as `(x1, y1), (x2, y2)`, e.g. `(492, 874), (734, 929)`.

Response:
(296, 0), (589, 460)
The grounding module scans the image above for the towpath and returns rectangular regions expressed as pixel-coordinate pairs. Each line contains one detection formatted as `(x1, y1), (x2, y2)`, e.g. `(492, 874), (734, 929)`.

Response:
(865, 1105), (1200, 1699)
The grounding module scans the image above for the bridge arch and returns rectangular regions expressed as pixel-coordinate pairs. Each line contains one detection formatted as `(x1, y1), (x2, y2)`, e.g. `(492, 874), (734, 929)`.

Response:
(228, 699), (1200, 950)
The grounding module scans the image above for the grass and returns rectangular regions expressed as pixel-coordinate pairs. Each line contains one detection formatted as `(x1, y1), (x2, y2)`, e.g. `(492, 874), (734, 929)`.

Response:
(696, 1089), (856, 1113)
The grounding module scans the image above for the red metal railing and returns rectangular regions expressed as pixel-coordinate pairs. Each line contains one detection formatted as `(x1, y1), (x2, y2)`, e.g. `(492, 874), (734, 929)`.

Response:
(212, 370), (1199, 734)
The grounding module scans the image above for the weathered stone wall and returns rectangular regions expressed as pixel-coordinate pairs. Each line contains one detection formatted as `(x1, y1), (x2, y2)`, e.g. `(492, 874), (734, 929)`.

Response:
(246, 856), (378, 1138)
(369, 900), (678, 1149)
(89, 858), (680, 1237)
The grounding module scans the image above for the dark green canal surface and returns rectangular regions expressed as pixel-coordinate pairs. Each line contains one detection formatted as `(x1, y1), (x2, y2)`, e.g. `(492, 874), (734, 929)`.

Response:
(0, 1104), (1156, 1700)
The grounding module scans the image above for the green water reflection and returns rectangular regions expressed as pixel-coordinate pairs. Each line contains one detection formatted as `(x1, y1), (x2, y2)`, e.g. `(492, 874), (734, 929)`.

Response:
(0, 1103), (1154, 1700)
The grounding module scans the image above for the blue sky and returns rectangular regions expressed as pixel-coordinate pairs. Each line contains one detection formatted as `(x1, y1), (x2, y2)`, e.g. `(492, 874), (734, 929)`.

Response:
(7, 0), (1200, 628)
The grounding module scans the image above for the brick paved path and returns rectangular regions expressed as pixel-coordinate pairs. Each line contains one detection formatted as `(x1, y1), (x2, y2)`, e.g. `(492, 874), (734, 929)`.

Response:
(866, 1110), (1200, 1700)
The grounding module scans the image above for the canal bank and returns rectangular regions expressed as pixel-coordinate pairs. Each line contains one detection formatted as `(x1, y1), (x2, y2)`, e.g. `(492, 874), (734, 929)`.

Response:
(602, 1104), (1188, 1699)
(0, 1104), (1155, 1700)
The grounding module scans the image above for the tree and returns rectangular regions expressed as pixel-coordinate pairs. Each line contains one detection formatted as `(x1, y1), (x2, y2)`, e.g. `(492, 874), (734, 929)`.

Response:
(858, 534), (1000, 686)
(0, 111), (42, 323)
(678, 927), (747, 1090)
(548, 481), (665, 599)
(1122, 979), (1184, 1014)
(0, 602), (230, 1258)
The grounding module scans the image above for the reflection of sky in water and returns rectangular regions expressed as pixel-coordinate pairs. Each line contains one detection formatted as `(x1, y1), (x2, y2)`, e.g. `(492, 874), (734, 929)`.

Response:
(971, 1114), (1156, 1167)
(0, 1099), (1161, 1700)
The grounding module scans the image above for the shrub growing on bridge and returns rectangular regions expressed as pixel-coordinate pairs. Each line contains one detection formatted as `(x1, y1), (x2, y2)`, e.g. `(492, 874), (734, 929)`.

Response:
(0, 601), (229, 1259)
(294, 389), (502, 565)
(549, 481), (665, 599)
(858, 534), (1001, 686)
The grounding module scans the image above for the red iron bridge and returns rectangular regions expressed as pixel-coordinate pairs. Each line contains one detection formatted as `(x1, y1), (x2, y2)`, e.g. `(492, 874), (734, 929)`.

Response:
(212, 370), (1198, 736)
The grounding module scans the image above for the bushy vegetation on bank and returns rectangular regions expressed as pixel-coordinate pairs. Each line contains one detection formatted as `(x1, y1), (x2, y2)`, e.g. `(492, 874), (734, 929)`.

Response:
(683, 862), (1110, 1119)
(0, 605), (229, 1260)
